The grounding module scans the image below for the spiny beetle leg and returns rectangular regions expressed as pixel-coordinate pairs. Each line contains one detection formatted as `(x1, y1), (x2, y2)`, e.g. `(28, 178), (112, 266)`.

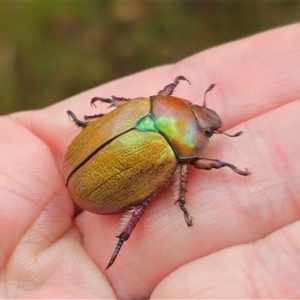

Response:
(105, 232), (129, 271)
(105, 198), (150, 270)
(67, 110), (89, 128)
(158, 75), (191, 96)
(84, 113), (105, 121)
(90, 97), (111, 107)
(91, 96), (131, 108)
(178, 201), (193, 227)
(173, 164), (193, 227)
(192, 157), (250, 176)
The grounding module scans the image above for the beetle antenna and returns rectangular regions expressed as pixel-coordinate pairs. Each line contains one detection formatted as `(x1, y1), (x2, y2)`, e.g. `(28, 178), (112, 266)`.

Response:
(215, 130), (243, 137)
(203, 84), (215, 107)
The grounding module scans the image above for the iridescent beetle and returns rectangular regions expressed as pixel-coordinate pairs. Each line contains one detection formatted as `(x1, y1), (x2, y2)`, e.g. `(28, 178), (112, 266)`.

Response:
(63, 76), (250, 269)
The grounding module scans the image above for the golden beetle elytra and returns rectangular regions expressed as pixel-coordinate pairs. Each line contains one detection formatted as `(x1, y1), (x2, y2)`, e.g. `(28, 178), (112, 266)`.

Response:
(63, 76), (250, 269)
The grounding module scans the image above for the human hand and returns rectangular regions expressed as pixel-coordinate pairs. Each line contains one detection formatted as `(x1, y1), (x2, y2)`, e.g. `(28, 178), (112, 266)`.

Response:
(1, 23), (300, 299)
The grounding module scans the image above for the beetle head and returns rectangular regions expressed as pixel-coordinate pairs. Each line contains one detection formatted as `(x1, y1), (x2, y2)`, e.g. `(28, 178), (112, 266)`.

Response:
(191, 105), (222, 138)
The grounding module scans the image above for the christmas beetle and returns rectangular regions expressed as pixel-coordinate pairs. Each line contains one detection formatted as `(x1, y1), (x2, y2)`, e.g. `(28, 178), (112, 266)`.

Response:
(63, 76), (250, 269)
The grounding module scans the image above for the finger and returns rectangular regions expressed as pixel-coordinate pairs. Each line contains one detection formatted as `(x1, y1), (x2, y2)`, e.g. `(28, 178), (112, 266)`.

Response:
(0, 116), (116, 298)
(174, 23), (300, 130)
(151, 220), (300, 299)
(0, 116), (69, 261)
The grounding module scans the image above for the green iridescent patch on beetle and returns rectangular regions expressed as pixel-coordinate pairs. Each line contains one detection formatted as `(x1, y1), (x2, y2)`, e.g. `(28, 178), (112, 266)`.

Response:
(135, 115), (157, 132)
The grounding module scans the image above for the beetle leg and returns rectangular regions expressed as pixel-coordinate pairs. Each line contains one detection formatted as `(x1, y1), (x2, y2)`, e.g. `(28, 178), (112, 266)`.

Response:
(83, 113), (105, 121)
(91, 95), (131, 108)
(158, 75), (191, 96)
(105, 198), (150, 270)
(67, 110), (89, 128)
(173, 164), (193, 227)
(191, 157), (250, 176)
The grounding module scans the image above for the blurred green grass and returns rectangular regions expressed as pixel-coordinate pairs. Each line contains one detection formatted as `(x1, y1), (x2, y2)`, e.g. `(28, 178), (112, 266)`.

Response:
(0, 2), (299, 114)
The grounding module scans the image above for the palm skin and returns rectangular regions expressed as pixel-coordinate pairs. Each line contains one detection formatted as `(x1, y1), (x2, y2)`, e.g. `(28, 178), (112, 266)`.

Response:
(1, 24), (300, 299)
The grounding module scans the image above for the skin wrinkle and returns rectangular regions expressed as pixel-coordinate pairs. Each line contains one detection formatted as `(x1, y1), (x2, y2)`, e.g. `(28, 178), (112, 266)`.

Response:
(30, 194), (72, 247)
(16, 230), (80, 294)
(11, 111), (63, 172)
(237, 103), (298, 223)
(255, 239), (276, 298)
(249, 229), (300, 299)
(240, 245), (257, 298)
(1, 164), (48, 211)
(269, 131), (300, 222)
(0, 181), (52, 276)
(283, 184), (300, 223)
(199, 278), (246, 298)
(278, 227), (300, 278)
(0, 225), (19, 274)
(14, 209), (69, 263)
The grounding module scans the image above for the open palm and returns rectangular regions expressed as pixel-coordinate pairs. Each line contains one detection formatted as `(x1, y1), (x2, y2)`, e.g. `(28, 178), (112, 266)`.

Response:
(1, 24), (300, 299)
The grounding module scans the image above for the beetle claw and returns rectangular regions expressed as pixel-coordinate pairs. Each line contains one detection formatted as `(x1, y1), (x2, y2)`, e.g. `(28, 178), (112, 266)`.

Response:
(178, 200), (193, 227)
(91, 96), (132, 109)
(90, 97), (113, 108)
(184, 213), (193, 227)
(228, 164), (250, 176)
(239, 168), (251, 176)
(171, 164), (193, 227)
(158, 75), (190, 96)
(67, 110), (89, 128)
(105, 233), (129, 270)
(202, 83), (215, 107)
(105, 199), (150, 269)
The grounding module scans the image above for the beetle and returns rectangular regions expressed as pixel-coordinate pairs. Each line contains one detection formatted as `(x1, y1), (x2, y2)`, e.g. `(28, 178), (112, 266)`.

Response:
(63, 76), (250, 269)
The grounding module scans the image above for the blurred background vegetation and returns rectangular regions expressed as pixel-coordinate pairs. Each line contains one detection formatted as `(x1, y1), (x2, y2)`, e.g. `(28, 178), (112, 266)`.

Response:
(1, 1), (300, 114)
